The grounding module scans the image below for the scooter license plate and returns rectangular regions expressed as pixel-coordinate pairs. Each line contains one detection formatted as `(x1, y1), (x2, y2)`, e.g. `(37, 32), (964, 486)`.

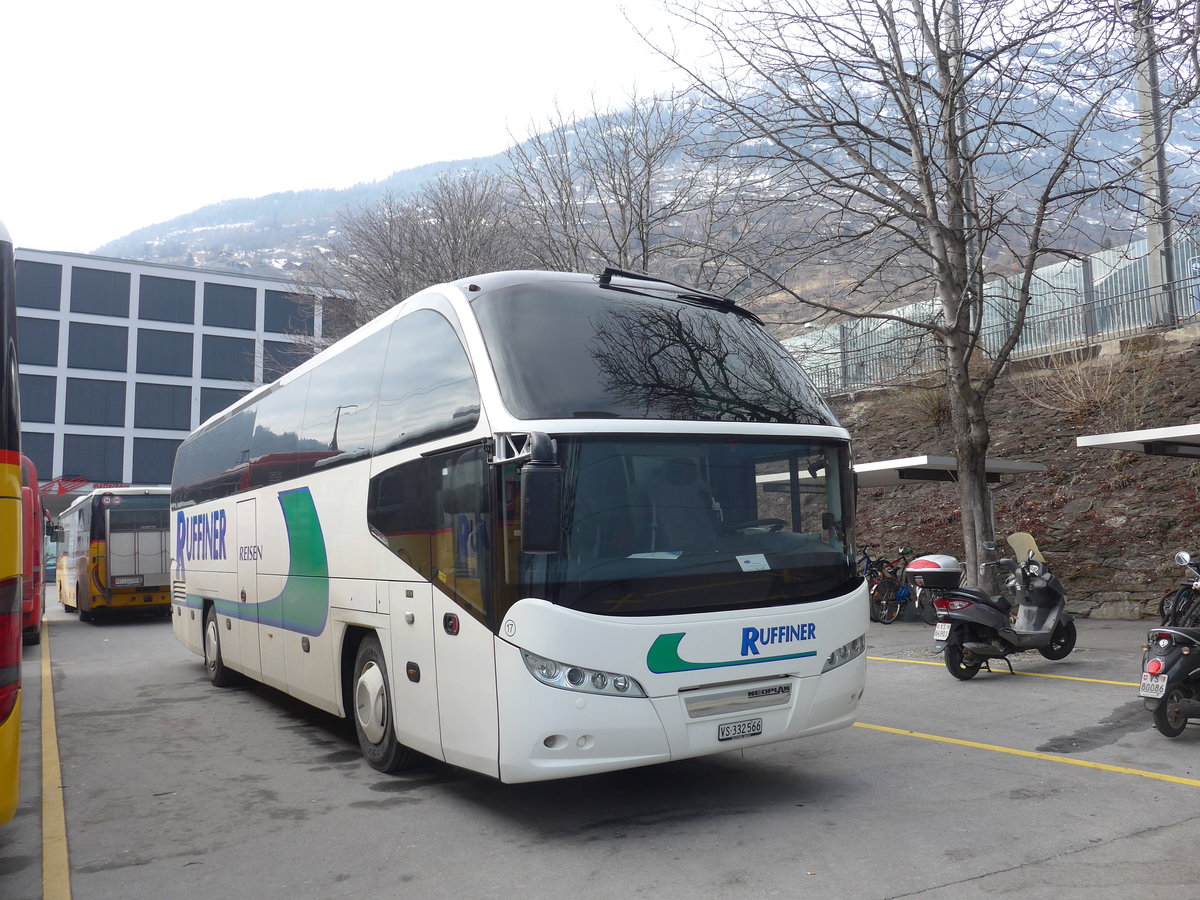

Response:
(933, 622), (951, 641)
(1139, 673), (1168, 699)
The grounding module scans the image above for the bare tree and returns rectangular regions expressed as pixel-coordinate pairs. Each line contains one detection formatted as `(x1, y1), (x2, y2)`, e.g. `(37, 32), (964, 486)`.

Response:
(656, 0), (1200, 583)
(405, 169), (528, 285)
(296, 170), (527, 343)
(504, 92), (770, 294)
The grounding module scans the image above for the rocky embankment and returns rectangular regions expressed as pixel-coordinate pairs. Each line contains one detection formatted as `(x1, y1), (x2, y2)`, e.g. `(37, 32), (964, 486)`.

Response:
(835, 327), (1200, 620)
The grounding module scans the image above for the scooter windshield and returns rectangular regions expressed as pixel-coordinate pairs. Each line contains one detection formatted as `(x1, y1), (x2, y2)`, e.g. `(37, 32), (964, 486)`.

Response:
(1007, 532), (1044, 563)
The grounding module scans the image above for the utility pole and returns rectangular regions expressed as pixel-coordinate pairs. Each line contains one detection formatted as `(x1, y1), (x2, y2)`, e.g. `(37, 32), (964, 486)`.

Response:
(1131, 0), (1177, 324)
(330, 404), (358, 453)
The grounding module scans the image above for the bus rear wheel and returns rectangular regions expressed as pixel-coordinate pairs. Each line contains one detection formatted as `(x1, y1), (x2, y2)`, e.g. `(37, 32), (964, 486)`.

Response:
(204, 606), (238, 687)
(353, 634), (419, 773)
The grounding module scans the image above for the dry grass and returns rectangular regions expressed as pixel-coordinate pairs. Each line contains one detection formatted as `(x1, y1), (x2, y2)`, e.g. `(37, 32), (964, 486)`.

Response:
(1012, 349), (1168, 432)
(897, 384), (952, 430)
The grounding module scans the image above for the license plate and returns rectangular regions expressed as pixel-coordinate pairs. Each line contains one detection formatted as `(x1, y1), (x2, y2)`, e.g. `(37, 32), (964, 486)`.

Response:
(1140, 672), (1168, 699)
(718, 717), (763, 742)
(933, 622), (950, 641)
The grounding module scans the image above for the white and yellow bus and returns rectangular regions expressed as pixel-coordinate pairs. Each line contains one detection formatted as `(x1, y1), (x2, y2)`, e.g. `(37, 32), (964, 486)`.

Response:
(170, 269), (866, 782)
(58, 487), (172, 622)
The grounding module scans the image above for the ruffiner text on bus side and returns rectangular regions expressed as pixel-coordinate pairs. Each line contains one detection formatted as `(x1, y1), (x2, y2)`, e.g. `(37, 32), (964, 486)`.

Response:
(176, 509), (228, 575)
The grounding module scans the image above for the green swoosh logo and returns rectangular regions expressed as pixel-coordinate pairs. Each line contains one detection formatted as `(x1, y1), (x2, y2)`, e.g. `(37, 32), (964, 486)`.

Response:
(211, 487), (329, 636)
(256, 487), (329, 635)
(646, 632), (817, 674)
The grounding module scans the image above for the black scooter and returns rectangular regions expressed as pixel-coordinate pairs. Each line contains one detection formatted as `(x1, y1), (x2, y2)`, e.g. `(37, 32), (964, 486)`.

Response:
(931, 532), (1076, 680)
(1140, 551), (1200, 737)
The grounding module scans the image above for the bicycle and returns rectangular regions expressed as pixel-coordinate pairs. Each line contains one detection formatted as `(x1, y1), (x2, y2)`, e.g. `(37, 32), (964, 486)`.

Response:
(859, 546), (894, 623)
(865, 547), (913, 625)
(859, 547), (879, 621)
(913, 585), (941, 625)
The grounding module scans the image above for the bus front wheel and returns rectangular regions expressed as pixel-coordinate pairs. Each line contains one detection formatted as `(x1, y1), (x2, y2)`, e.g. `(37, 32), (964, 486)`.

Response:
(353, 634), (419, 774)
(204, 607), (238, 687)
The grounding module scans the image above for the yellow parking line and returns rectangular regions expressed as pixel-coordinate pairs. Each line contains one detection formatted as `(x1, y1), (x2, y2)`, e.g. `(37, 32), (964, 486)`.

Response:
(855, 721), (1200, 787)
(41, 623), (72, 899)
(867, 655), (1139, 687)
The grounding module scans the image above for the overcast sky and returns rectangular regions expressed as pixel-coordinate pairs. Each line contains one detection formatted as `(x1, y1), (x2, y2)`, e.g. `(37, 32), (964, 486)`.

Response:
(4, 0), (694, 253)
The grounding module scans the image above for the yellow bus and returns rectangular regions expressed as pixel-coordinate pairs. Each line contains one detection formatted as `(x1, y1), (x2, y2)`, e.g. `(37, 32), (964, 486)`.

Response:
(0, 219), (21, 823)
(58, 487), (172, 622)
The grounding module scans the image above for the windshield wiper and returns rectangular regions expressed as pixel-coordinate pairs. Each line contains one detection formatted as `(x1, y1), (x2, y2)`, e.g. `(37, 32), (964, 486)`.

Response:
(596, 267), (761, 323)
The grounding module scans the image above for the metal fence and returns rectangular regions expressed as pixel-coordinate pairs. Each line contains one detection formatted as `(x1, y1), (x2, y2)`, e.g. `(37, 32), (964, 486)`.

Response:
(791, 248), (1200, 397)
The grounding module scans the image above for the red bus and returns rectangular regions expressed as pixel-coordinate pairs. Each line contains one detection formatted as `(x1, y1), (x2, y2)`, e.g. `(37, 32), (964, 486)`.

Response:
(19, 455), (43, 644)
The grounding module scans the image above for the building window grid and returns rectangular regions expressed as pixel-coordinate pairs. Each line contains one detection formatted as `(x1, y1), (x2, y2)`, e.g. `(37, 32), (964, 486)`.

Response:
(69, 267), (131, 318)
(64, 377), (127, 428)
(138, 274), (196, 324)
(17, 374), (56, 423)
(15, 253), (319, 484)
(136, 328), (195, 377)
(203, 282), (257, 331)
(15, 316), (60, 366)
(15, 261), (63, 310)
(67, 321), (129, 372)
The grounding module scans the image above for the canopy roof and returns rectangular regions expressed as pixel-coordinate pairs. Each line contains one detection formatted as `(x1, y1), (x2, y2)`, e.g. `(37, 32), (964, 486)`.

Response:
(758, 454), (1045, 489)
(851, 455), (1047, 488)
(1076, 423), (1200, 458)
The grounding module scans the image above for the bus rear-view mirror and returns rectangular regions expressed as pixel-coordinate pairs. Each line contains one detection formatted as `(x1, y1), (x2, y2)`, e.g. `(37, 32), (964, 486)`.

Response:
(520, 433), (562, 554)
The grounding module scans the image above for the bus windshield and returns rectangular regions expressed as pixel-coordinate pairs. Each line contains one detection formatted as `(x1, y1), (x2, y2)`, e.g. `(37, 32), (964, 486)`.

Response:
(500, 434), (856, 617)
(472, 281), (837, 425)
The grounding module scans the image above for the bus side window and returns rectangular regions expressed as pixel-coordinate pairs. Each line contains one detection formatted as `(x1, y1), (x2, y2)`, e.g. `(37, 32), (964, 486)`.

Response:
(366, 459), (432, 580)
(430, 446), (489, 624)
(367, 448), (491, 625)
(300, 327), (389, 464)
(373, 309), (481, 456)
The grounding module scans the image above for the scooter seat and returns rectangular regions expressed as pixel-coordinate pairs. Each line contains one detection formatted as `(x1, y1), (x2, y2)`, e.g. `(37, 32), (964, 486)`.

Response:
(943, 586), (1011, 615)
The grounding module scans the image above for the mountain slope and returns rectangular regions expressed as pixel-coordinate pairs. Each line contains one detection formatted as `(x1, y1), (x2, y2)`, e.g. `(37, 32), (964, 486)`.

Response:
(94, 153), (508, 274)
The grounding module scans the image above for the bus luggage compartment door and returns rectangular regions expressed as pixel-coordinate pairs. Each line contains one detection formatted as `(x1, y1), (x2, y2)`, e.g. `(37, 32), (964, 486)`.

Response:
(387, 582), (442, 762)
(236, 499), (266, 682)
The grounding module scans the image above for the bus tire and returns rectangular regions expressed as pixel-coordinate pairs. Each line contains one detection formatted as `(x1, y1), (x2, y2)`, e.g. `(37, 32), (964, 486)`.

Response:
(204, 606), (238, 687)
(352, 634), (418, 774)
(78, 587), (93, 623)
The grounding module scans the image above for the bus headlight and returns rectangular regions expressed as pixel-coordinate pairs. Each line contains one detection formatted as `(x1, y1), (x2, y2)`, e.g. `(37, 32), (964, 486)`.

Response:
(821, 635), (867, 673)
(521, 651), (646, 698)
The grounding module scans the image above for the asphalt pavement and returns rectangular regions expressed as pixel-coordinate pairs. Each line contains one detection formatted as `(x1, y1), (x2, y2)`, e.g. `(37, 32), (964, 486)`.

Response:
(5, 597), (1199, 900)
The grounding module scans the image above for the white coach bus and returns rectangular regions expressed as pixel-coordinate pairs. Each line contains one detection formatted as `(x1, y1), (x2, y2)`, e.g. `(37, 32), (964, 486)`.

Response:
(170, 269), (866, 782)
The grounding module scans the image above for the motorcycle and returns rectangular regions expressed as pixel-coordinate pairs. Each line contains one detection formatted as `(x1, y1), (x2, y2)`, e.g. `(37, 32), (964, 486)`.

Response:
(931, 532), (1077, 680)
(1140, 551), (1200, 737)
